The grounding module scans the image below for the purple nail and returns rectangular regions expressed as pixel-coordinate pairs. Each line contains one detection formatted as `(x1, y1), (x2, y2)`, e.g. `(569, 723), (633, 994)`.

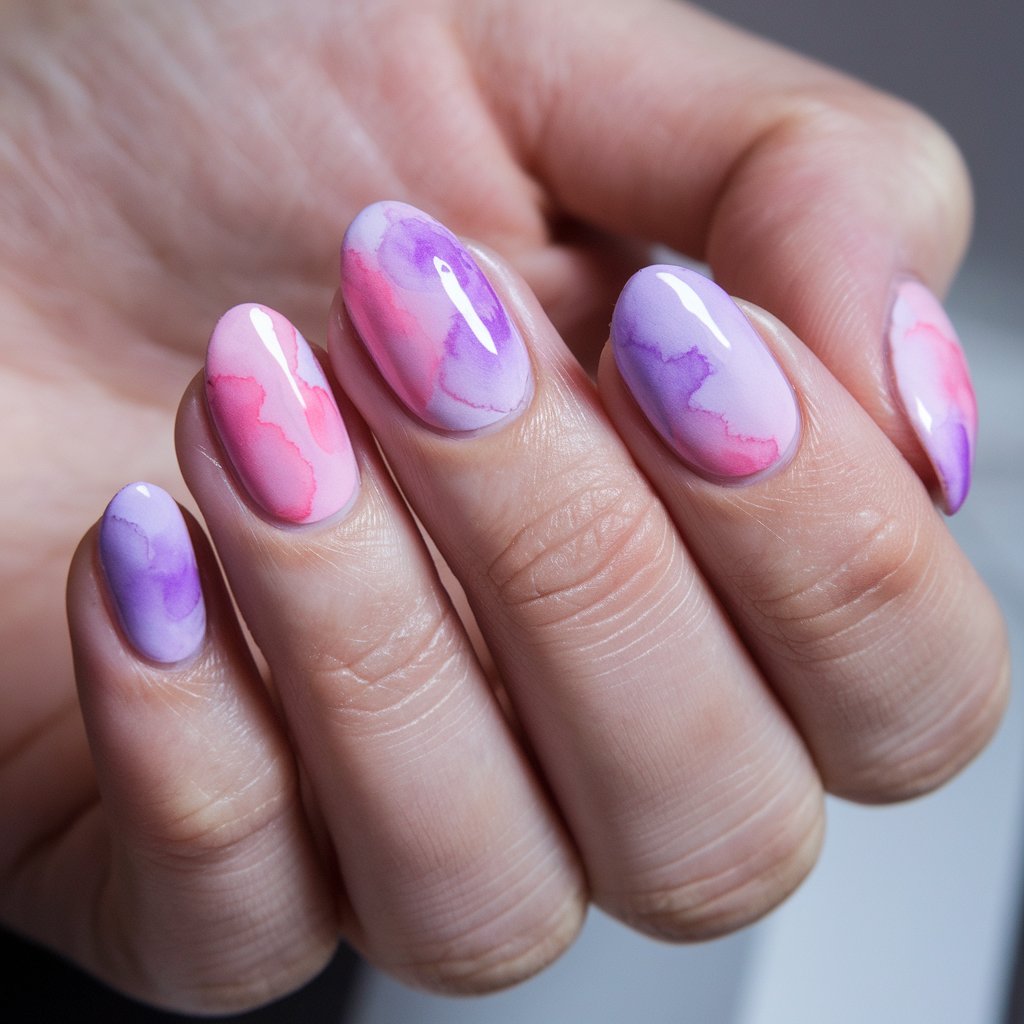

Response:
(887, 280), (977, 515)
(99, 483), (206, 663)
(611, 266), (800, 481)
(340, 200), (532, 432)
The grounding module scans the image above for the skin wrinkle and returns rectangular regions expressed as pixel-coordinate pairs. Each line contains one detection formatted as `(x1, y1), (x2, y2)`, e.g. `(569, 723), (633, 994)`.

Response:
(621, 727), (816, 878)
(386, 893), (580, 995)
(617, 782), (824, 938)
(599, 696), (809, 843)
(846, 648), (1010, 799)
(281, 594), (471, 710)
(565, 564), (704, 671)
(487, 474), (668, 619)
(745, 514), (924, 658)
(380, 797), (569, 924)
(322, 661), (480, 754)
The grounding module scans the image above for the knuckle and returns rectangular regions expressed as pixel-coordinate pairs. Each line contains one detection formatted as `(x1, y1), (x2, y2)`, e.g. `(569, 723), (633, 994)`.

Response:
(771, 86), (972, 239)
(740, 500), (1009, 803)
(611, 785), (823, 942)
(390, 889), (586, 995)
(486, 461), (672, 631)
(749, 505), (926, 671)
(167, 944), (337, 1016)
(95, 877), (337, 1016)
(833, 639), (1011, 803)
(140, 754), (295, 868)
(287, 588), (474, 725)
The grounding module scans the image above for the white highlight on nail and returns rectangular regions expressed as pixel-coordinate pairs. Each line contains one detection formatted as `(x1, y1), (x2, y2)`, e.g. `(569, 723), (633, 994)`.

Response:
(916, 396), (934, 433)
(657, 271), (732, 351)
(433, 256), (498, 355)
(134, 483), (152, 499)
(250, 306), (306, 407)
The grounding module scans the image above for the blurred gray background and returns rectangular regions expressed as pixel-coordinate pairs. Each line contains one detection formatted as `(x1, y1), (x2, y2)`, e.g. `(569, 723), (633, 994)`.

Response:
(350, 2), (1024, 1022)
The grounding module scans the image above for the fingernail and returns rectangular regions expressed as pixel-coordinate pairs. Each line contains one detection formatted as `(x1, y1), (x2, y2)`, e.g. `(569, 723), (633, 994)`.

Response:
(100, 483), (206, 664)
(887, 279), (977, 515)
(611, 266), (800, 481)
(205, 303), (359, 525)
(340, 200), (532, 432)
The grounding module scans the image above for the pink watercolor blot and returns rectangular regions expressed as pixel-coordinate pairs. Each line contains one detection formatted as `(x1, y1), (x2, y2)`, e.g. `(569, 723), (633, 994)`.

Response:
(888, 280), (977, 515)
(611, 266), (800, 482)
(340, 201), (532, 433)
(206, 303), (359, 525)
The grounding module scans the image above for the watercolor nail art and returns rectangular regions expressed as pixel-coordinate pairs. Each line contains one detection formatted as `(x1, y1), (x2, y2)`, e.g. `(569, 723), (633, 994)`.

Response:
(611, 266), (800, 481)
(340, 201), (532, 432)
(100, 483), (206, 664)
(887, 280), (977, 515)
(206, 303), (359, 525)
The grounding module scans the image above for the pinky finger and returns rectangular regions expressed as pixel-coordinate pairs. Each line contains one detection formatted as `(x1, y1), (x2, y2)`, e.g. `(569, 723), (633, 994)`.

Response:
(67, 482), (338, 1014)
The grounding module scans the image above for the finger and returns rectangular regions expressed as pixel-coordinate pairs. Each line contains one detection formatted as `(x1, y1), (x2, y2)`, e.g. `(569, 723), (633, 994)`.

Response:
(334, 201), (825, 940)
(177, 304), (584, 992)
(478, 0), (977, 512)
(600, 266), (1008, 800)
(67, 483), (336, 1014)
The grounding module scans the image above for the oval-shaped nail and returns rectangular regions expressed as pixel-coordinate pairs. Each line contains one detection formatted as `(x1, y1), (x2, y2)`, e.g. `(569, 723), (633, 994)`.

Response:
(205, 303), (359, 525)
(340, 200), (532, 433)
(100, 482), (206, 664)
(887, 279), (977, 515)
(611, 266), (800, 481)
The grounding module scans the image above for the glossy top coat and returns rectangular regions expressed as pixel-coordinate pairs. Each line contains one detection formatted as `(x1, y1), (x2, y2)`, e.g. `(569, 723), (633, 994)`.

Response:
(206, 303), (358, 525)
(611, 266), (800, 481)
(888, 280), (977, 515)
(341, 201), (532, 432)
(100, 482), (206, 663)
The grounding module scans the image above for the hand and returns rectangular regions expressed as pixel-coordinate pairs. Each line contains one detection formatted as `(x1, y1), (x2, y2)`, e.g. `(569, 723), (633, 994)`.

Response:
(1, 0), (1007, 1014)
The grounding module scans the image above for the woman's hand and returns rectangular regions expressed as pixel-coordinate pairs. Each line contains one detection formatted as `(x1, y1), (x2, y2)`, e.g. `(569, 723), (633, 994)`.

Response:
(0, 0), (1007, 1013)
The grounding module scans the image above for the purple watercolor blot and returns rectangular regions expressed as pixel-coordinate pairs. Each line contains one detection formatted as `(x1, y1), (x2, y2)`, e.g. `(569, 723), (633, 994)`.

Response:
(887, 280), (977, 515)
(611, 266), (800, 481)
(99, 483), (206, 663)
(340, 201), (532, 432)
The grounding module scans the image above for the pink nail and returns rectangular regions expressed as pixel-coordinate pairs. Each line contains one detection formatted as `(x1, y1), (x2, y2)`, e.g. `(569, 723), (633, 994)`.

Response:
(206, 303), (359, 525)
(340, 201), (532, 433)
(887, 280), (977, 515)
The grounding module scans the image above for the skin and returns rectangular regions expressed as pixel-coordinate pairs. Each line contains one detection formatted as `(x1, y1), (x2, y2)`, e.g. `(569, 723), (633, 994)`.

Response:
(0, 0), (1009, 1014)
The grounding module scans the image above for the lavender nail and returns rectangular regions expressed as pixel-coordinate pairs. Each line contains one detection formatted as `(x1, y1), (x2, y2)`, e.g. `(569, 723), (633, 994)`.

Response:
(99, 483), (206, 663)
(611, 266), (800, 481)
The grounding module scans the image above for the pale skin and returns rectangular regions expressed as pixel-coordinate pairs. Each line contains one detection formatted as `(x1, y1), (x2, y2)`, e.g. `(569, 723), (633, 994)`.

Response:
(0, 0), (1010, 1014)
